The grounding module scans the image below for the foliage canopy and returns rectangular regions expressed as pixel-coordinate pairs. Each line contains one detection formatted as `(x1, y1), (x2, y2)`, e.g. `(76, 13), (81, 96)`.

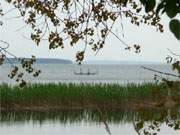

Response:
(0, 0), (167, 62)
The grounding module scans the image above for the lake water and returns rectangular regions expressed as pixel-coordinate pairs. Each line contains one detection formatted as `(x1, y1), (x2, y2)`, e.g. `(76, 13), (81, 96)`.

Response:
(0, 64), (177, 84)
(0, 110), (180, 135)
(1, 121), (179, 135)
(1, 64), (179, 135)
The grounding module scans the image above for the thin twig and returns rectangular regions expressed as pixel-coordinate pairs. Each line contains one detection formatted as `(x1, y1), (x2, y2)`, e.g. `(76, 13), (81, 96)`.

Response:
(141, 66), (180, 78)
(167, 48), (180, 57)
(0, 40), (17, 58)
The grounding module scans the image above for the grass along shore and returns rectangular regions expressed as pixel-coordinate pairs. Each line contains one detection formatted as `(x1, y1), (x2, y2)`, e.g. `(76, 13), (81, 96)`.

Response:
(0, 83), (179, 111)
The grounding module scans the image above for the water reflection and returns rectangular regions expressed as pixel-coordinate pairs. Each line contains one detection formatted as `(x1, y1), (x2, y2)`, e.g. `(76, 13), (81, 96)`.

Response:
(0, 109), (180, 135)
(133, 109), (180, 135)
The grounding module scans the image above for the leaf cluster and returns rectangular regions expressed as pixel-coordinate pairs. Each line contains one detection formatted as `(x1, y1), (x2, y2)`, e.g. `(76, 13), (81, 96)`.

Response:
(140, 0), (180, 40)
(1, 0), (165, 63)
(134, 111), (180, 135)
(7, 56), (41, 87)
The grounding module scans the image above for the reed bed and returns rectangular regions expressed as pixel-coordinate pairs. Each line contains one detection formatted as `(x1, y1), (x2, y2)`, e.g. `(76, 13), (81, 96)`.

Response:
(0, 83), (169, 110)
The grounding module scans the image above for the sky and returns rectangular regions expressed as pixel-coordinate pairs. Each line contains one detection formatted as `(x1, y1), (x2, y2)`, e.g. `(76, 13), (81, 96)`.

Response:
(0, 1), (179, 62)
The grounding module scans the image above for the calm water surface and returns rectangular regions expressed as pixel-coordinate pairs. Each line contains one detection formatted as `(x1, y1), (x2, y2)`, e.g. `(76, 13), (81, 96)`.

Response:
(1, 121), (179, 135)
(0, 110), (180, 135)
(0, 64), (176, 84)
(1, 64), (179, 135)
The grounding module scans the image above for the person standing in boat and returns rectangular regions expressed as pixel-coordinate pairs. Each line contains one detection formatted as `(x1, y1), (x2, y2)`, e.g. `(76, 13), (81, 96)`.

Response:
(87, 68), (90, 75)
(80, 68), (82, 74)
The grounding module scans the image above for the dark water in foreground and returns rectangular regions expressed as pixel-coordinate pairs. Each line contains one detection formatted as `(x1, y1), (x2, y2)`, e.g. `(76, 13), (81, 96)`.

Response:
(0, 109), (180, 135)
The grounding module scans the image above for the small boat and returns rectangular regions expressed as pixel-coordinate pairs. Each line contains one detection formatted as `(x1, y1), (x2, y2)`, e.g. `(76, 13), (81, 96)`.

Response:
(74, 68), (97, 75)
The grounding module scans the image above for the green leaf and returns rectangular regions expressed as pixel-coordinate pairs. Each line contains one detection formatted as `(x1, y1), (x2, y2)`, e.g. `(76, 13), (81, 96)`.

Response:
(140, 0), (156, 13)
(136, 121), (144, 130)
(122, 0), (128, 6)
(140, 0), (146, 5)
(165, 4), (179, 18)
(145, 0), (156, 13)
(156, 0), (180, 18)
(169, 19), (180, 40)
(174, 123), (180, 130)
(156, 1), (165, 14)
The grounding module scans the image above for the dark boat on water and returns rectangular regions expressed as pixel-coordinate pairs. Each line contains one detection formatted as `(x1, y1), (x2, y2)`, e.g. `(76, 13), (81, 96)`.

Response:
(74, 68), (97, 75)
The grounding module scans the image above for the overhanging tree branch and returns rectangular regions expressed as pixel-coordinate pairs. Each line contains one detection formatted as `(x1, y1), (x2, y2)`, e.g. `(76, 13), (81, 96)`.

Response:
(141, 66), (180, 78)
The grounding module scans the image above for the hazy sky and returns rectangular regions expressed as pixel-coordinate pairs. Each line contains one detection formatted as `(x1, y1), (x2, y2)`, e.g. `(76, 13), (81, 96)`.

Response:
(0, 1), (179, 62)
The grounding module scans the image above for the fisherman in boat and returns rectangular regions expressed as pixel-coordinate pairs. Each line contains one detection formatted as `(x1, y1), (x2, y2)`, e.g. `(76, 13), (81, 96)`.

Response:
(80, 68), (82, 75)
(87, 68), (90, 75)
(74, 68), (97, 75)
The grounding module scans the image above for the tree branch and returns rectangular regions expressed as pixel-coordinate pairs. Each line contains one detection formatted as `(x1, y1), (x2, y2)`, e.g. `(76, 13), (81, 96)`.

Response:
(141, 66), (180, 78)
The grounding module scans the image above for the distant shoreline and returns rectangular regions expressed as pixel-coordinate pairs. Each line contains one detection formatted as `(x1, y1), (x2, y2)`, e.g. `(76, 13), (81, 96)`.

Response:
(4, 58), (168, 65)
(4, 58), (73, 64)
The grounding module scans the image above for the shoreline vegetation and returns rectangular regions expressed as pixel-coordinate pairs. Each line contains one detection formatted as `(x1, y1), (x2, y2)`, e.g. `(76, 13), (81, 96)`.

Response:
(0, 83), (179, 111)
